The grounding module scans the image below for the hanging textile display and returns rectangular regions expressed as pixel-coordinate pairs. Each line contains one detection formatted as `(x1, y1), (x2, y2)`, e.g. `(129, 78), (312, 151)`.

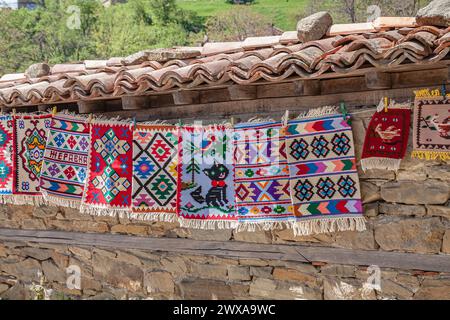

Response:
(0, 115), (13, 202)
(233, 121), (294, 231)
(9, 114), (52, 205)
(412, 97), (450, 160)
(361, 104), (411, 171)
(285, 107), (366, 236)
(80, 120), (133, 216)
(131, 124), (180, 221)
(39, 113), (90, 208)
(179, 124), (237, 229)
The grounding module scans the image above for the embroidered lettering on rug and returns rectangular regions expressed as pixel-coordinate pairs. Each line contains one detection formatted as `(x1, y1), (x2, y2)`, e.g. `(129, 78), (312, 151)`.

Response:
(132, 124), (179, 221)
(361, 106), (410, 171)
(81, 121), (133, 216)
(412, 97), (450, 161)
(233, 121), (294, 230)
(12, 114), (52, 205)
(39, 113), (90, 208)
(0, 115), (13, 200)
(285, 110), (365, 236)
(179, 125), (236, 229)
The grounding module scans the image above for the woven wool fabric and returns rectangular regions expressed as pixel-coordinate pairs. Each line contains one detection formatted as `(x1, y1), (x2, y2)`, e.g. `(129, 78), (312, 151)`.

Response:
(12, 114), (52, 205)
(361, 106), (411, 171)
(233, 121), (294, 230)
(285, 108), (365, 236)
(132, 124), (180, 221)
(0, 115), (13, 200)
(81, 121), (133, 216)
(412, 97), (450, 161)
(39, 113), (90, 208)
(179, 125), (236, 229)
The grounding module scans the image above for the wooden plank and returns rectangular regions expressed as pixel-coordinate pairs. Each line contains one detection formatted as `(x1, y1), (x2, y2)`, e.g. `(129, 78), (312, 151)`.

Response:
(199, 88), (231, 104)
(77, 100), (105, 114)
(121, 96), (150, 110)
(1, 228), (450, 272)
(321, 76), (368, 94)
(365, 71), (392, 89)
(391, 68), (448, 88)
(172, 90), (200, 105)
(228, 85), (257, 100)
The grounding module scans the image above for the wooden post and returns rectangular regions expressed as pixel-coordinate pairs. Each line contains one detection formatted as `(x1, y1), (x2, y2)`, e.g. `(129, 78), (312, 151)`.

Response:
(77, 100), (106, 114)
(121, 96), (150, 110)
(296, 80), (321, 95)
(365, 71), (392, 89)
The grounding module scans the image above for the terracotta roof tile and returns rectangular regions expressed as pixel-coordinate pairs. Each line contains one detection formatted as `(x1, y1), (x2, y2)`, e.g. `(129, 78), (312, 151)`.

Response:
(0, 18), (449, 107)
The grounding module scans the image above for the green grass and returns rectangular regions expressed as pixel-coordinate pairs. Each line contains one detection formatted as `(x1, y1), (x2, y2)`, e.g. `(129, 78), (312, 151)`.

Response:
(177, 0), (308, 31)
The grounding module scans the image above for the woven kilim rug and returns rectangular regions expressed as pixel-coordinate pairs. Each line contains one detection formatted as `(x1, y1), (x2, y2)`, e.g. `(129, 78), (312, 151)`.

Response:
(81, 120), (133, 216)
(285, 107), (366, 236)
(11, 114), (52, 205)
(233, 121), (294, 231)
(361, 105), (411, 171)
(0, 115), (13, 202)
(132, 124), (180, 221)
(179, 125), (236, 229)
(412, 97), (450, 161)
(39, 113), (90, 208)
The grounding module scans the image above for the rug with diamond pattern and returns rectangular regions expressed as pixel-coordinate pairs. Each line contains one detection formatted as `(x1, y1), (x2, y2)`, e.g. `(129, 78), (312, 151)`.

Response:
(132, 124), (179, 220)
(81, 121), (133, 215)
(233, 121), (294, 229)
(285, 111), (365, 235)
(39, 113), (90, 208)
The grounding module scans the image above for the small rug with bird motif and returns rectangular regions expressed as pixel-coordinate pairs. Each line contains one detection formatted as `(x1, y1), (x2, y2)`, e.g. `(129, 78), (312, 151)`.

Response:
(179, 124), (236, 229)
(412, 97), (450, 161)
(361, 105), (411, 171)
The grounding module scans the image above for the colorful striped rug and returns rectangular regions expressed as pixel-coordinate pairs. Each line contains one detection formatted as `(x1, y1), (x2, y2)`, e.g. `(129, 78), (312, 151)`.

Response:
(233, 121), (294, 231)
(39, 113), (90, 208)
(285, 107), (366, 236)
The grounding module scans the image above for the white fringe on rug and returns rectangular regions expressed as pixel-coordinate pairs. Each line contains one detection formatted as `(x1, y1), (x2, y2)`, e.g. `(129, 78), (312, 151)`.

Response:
(296, 106), (339, 119)
(41, 193), (81, 209)
(293, 216), (366, 236)
(0, 195), (47, 206)
(360, 157), (401, 172)
(79, 205), (128, 218)
(128, 212), (177, 223)
(236, 220), (294, 232)
(178, 218), (238, 230)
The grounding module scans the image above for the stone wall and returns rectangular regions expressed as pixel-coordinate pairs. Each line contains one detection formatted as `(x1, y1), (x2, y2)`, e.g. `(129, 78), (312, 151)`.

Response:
(0, 110), (449, 300)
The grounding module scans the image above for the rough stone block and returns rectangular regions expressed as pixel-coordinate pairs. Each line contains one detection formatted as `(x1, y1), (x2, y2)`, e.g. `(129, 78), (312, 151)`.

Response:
(374, 216), (444, 254)
(144, 271), (174, 294)
(380, 180), (449, 205)
(227, 266), (251, 281)
(416, 0), (450, 27)
(379, 203), (426, 217)
(297, 11), (333, 43)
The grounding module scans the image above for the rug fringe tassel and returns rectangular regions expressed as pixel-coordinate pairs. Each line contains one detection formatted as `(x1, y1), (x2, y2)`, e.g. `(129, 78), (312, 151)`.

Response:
(0, 195), (46, 206)
(79, 205), (127, 218)
(296, 106), (339, 119)
(411, 150), (450, 161)
(41, 193), (81, 209)
(293, 216), (366, 236)
(128, 212), (177, 223)
(360, 157), (401, 171)
(178, 218), (238, 230)
(236, 220), (294, 232)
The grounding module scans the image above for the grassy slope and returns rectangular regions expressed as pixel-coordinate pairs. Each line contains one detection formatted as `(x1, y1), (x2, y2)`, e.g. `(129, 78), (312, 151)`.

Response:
(177, 0), (308, 31)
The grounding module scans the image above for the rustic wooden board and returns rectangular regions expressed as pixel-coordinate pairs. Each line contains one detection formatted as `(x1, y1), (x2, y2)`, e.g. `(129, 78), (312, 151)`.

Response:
(1, 228), (450, 272)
